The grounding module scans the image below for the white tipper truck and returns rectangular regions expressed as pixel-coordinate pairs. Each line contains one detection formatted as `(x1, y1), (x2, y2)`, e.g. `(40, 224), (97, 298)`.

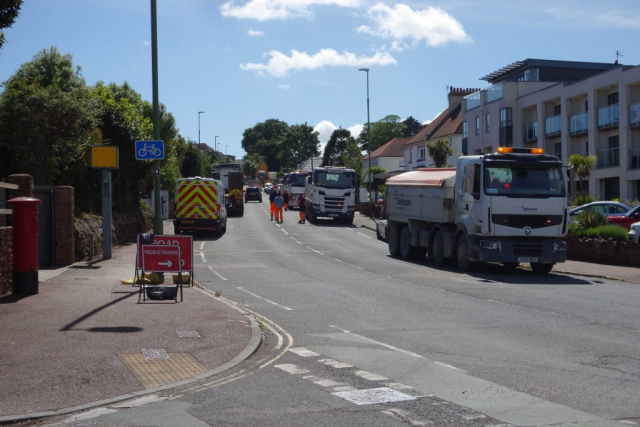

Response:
(383, 148), (568, 274)
(304, 166), (356, 224)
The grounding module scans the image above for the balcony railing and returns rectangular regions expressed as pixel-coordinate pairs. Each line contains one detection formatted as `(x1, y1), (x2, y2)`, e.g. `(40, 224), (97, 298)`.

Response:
(522, 121), (538, 142)
(597, 104), (619, 130)
(545, 115), (561, 137)
(486, 82), (504, 103)
(464, 92), (481, 111)
(630, 148), (640, 169)
(631, 103), (640, 128)
(570, 112), (588, 135)
(597, 147), (620, 168)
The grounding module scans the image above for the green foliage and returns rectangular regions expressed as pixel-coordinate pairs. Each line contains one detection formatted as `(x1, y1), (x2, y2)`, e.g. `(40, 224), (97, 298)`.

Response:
(181, 143), (209, 178)
(571, 193), (595, 207)
(570, 224), (629, 242)
(322, 127), (352, 166)
(241, 119), (289, 172)
(359, 114), (406, 152)
(402, 116), (423, 137)
(572, 209), (608, 231)
(242, 153), (262, 179)
(568, 154), (596, 194)
(0, 0), (23, 50)
(427, 138), (453, 168)
(281, 123), (320, 170)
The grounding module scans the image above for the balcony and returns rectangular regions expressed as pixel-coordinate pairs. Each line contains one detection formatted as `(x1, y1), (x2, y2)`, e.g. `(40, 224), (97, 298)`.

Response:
(522, 121), (538, 143)
(545, 115), (561, 137)
(597, 147), (620, 169)
(464, 92), (481, 111)
(597, 104), (619, 130)
(570, 112), (588, 136)
(486, 82), (504, 103)
(631, 103), (640, 129)
(630, 148), (640, 169)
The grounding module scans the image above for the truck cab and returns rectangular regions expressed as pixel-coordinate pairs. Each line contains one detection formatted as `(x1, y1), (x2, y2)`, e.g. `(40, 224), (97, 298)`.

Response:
(304, 167), (356, 224)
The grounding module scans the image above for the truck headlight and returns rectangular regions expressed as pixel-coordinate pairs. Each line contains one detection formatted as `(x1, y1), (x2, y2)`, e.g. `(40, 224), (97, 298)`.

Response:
(480, 240), (501, 251)
(554, 241), (567, 252)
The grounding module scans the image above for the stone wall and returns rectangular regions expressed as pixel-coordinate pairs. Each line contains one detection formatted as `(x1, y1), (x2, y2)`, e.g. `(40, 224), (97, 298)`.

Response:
(54, 186), (74, 266)
(7, 174), (33, 199)
(0, 227), (12, 296)
(566, 235), (640, 267)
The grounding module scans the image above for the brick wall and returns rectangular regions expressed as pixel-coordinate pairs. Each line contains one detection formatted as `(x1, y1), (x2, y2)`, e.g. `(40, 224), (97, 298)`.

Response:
(567, 236), (640, 267)
(54, 186), (74, 266)
(0, 227), (13, 296)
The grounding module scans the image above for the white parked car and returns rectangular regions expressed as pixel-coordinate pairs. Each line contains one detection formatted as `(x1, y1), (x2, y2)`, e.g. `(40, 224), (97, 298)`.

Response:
(629, 221), (640, 243)
(263, 183), (273, 193)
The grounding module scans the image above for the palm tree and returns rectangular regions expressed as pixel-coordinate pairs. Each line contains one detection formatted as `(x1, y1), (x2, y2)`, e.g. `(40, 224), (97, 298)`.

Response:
(427, 138), (453, 168)
(567, 154), (596, 195)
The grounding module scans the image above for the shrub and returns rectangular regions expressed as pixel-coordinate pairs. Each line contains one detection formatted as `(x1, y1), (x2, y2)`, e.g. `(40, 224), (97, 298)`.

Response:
(573, 209), (608, 230)
(571, 193), (594, 207)
(571, 224), (629, 242)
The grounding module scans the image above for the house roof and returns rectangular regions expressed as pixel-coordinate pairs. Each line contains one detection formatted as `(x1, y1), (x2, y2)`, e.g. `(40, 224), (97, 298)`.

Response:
(480, 58), (617, 83)
(365, 137), (411, 159)
(195, 143), (214, 154)
(404, 109), (450, 147)
(430, 104), (462, 140)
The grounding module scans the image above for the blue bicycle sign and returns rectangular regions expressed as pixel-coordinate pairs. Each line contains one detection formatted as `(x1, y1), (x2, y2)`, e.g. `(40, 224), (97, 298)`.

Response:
(135, 140), (164, 160)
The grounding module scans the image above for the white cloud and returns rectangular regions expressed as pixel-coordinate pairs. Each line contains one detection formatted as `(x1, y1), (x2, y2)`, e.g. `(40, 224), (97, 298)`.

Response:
(347, 124), (363, 137)
(248, 29), (265, 36)
(220, 0), (363, 21)
(357, 3), (471, 47)
(544, 6), (640, 29)
(240, 48), (396, 77)
(314, 120), (337, 153)
(277, 84), (291, 89)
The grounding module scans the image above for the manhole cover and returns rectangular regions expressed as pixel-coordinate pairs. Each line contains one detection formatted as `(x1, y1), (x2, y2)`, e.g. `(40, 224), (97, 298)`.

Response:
(142, 349), (169, 359)
(332, 387), (416, 406)
(176, 330), (201, 338)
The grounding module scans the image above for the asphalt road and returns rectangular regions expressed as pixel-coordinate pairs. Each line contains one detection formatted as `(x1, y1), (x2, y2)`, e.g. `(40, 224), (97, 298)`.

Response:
(44, 198), (640, 427)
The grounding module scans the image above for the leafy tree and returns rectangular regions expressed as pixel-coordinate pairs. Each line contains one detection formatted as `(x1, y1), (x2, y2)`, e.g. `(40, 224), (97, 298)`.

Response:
(427, 138), (453, 168)
(241, 119), (289, 171)
(362, 166), (387, 201)
(0, 47), (99, 187)
(242, 153), (262, 180)
(281, 123), (320, 170)
(0, 0), (22, 51)
(568, 154), (596, 194)
(322, 127), (351, 166)
(181, 142), (209, 178)
(402, 116), (423, 137)
(341, 136), (363, 202)
(359, 114), (406, 152)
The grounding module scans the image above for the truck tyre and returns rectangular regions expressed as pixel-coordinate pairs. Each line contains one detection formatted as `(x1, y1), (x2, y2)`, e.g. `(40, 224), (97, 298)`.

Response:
(531, 263), (553, 274)
(388, 225), (401, 257)
(431, 230), (446, 266)
(308, 207), (317, 223)
(455, 234), (474, 272)
(400, 226), (416, 259)
(502, 262), (520, 270)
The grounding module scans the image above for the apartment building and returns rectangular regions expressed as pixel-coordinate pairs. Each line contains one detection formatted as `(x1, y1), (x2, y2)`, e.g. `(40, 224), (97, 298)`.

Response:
(462, 58), (640, 200)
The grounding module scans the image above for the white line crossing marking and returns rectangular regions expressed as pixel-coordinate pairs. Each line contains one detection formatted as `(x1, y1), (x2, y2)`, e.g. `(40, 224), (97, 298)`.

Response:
(333, 386), (357, 392)
(333, 258), (364, 270)
(355, 370), (389, 381)
(357, 232), (372, 239)
(302, 377), (344, 387)
(288, 347), (321, 357)
(330, 325), (426, 360)
(281, 229), (289, 235)
(274, 364), (309, 374)
(207, 266), (227, 281)
(199, 242), (205, 250)
(200, 252), (207, 263)
(318, 358), (353, 368)
(306, 246), (324, 255)
(384, 382), (414, 391)
(237, 287), (293, 311)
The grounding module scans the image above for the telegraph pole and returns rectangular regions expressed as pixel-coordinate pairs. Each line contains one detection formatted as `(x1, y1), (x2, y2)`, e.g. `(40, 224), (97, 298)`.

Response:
(151, 0), (163, 234)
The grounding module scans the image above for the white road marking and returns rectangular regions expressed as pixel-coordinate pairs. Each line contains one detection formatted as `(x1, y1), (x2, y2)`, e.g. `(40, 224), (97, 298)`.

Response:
(200, 252), (207, 263)
(318, 358), (352, 368)
(333, 387), (415, 406)
(281, 229), (289, 235)
(199, 242), (205, 250)
(434, 361), (467, 373)
(355, 370), (389, 381)
(384, 382), (414, 391)
(333, 258), (364, 270)
(288, 347), (321, 357)
(207, 266), (227, 281)
(237, 287), (293, 311)
(333, 386), (357, 392)
(357, 232), (372, 239)
(330, 325), (426, 360)
(306, 377), (344, 387)
(306, 245), (324, 255)
(274, 363), (309, 375)
(345, 228), (354, 232)
(290, 236), (302, 244)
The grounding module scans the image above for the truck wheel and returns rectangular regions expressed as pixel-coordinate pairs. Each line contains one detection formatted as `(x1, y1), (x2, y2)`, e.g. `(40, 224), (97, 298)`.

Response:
(388, 225), (400, 257)
(502, 262), (519, 270)
(531, 263), (553, 274)
(431, 230), (446, 266)
(456, 234), (473, 272)
(400, 226), (416, 259)
(308, 208), (317, 223)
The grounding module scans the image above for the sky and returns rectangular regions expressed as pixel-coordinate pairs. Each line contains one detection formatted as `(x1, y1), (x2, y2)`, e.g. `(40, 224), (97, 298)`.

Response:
(1, 0), (639, 159)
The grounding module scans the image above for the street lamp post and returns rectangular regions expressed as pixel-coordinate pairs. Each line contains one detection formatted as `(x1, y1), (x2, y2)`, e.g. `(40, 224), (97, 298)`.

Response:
(358, 68), (372, 218)
(198, 111), (205, 144)
(215, 136), (220, 161)
(151, 0), (163, 235)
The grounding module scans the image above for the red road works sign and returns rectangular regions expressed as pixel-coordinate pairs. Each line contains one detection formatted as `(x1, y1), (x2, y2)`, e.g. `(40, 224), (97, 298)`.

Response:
(142, 245), (182, 273)
(137, 235), (193, 272)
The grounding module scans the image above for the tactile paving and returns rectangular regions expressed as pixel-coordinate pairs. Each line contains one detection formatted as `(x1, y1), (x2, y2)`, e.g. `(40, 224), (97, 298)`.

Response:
(118, 353), (207, 389)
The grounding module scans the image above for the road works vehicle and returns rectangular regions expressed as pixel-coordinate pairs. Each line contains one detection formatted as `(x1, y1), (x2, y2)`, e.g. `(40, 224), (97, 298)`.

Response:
(304, 167), (356, 224)
(284, 170), (309, 210)
(383, 148), (568, 274)
(174, 177), (227, 236)
(211, 163), (244, 216)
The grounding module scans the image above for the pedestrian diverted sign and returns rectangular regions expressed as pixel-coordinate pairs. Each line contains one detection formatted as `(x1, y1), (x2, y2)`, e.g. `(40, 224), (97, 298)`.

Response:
(142, 245), (181, 273)
(135, 140), (164, 160)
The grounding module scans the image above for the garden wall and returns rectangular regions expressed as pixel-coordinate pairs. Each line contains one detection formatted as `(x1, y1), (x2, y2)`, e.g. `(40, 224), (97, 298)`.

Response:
(566, 235), (640, 268)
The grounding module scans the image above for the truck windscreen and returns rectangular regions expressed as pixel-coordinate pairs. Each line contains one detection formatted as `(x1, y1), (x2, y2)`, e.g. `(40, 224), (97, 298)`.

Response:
(315, 171), (355, 189)
(484, 165), (565, 198)
(290, 175), (307, 187)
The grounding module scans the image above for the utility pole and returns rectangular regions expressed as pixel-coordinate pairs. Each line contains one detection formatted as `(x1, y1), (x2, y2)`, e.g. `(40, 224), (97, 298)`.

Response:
(359, 68), (372, 218)
(151, 0), (162, 234)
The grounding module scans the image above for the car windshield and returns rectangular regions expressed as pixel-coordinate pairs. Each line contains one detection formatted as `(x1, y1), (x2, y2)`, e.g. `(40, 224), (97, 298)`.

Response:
(484, 164), (565, 198)
(290, 175), (307, 187)
(314, 171), (355, 189)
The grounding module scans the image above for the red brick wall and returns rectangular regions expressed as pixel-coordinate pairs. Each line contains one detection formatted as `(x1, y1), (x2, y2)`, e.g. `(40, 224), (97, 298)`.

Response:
(567, 236), (640, 267)
(54, 186), (74, 266)
(7, 174), (33, 199)
(0, 227), (13, 296)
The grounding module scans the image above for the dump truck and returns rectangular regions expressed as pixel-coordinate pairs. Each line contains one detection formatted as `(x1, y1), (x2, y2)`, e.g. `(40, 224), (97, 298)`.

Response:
(284, 170), (309, 209)
(383, 148), (568, 274)
(211, 163), (244, 216)
(173, 177), (227, 236)
(304, 166), (356, 224)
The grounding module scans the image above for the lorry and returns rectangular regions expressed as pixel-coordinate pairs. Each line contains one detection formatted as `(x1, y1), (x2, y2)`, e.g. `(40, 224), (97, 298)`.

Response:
(211, 163), (244, 216)
(304, 166), (356, 224)
(383, 148), (568, 274)
(284, 170), (309, 209)
(173, 177), (228, 236)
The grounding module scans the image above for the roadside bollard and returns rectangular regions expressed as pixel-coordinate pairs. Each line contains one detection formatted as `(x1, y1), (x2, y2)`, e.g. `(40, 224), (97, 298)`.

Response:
(8, 197), (41, 295)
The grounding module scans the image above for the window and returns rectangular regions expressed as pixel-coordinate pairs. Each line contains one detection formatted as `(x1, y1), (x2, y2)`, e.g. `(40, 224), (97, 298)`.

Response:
(500, 108), (512, 128)
(585, 100), (588, 111)
(609, 135), (619, 149)
(462, 163), (481, 200)
(476, 117), (480, 135)
(608, 92), (619, 105)
(462, 121), (468, 138)
(585, 141), (589, 156)
(554, 105), (561, 115)
(417, 145), (426, 161)
(486, 113), (490, 132)
(554, 142), (562, 159)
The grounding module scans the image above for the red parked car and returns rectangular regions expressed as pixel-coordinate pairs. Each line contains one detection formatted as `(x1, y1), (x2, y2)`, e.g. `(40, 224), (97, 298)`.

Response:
(606, 204), (640, 230)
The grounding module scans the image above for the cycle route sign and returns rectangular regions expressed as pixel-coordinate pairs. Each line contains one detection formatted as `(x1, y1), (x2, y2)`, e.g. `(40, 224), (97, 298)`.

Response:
(135, 140), (164, 160)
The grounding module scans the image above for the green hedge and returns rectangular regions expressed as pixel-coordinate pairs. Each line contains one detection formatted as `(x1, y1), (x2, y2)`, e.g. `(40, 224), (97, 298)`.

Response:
(570, 224), (629, 242)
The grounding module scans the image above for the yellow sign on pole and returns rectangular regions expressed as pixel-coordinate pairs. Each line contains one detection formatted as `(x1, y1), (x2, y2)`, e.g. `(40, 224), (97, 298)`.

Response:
(91, 146), (119, 169)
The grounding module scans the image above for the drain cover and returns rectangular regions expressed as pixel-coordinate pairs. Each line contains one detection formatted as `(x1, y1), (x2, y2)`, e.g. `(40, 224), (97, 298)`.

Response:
(176, 330), (201, 338)
(332, 387), (416, 406)
(142, 349), (169, 359)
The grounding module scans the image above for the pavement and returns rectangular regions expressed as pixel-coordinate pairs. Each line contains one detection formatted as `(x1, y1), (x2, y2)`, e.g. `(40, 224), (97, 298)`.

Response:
(352, 212), (640, 284)
(0, 220), (261, 424)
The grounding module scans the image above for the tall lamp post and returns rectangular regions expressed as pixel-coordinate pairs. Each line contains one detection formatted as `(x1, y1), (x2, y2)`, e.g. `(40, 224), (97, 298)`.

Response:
(215, 136), (220, 162)
(198, 111), (205, 144)
(151, 0), (163, 234)
(358, 68), (372, 218)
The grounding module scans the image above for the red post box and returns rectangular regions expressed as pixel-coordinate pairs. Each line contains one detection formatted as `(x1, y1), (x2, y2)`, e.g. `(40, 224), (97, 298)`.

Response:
(8, 197), (41, 295)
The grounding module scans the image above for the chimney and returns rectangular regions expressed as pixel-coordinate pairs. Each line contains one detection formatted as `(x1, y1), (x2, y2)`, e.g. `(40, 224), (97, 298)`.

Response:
(448, 87), (480, 111)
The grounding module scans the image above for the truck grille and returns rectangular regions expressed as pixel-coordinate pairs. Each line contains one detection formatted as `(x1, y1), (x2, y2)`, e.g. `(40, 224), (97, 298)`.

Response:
(492, 214), (563, 229)
(513, 244), (544, 257)
(323, 196), (346, 212)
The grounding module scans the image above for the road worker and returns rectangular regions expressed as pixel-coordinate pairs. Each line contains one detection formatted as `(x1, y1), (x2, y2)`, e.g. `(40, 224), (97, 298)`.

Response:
(274, 191), (284, 224)
(269, 188), (277, 220)
(297, 193), (305, 224)
(283, 190), (290, 211)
